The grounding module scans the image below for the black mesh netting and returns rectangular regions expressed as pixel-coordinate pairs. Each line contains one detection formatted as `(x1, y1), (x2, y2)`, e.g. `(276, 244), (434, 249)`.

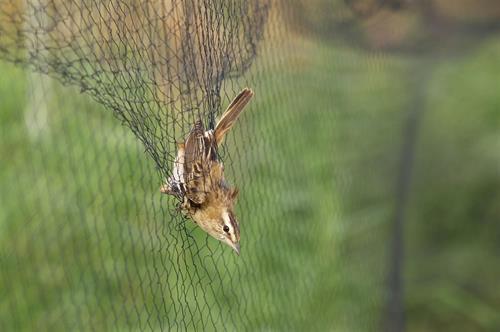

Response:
(0, 0), (269, 177)
(2, 1), (500, 331)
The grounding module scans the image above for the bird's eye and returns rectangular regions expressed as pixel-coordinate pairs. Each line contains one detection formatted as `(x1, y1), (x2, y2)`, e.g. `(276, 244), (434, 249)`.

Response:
(223, 225), (230, 233)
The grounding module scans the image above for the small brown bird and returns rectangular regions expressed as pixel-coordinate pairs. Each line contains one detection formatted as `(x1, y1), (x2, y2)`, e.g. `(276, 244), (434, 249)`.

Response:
(160, 88), (254, 254)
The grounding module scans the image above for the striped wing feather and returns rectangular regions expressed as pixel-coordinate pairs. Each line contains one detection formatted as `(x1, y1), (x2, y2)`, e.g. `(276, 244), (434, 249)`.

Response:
(214, 88), (254, 145)
(183, 120), (216, 204)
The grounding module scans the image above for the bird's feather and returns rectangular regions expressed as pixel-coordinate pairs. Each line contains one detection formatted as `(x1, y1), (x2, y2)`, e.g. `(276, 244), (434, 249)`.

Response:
(184, 120), (205, 172)
(183, 121), (221, 204)
(214, 88), (254, 145)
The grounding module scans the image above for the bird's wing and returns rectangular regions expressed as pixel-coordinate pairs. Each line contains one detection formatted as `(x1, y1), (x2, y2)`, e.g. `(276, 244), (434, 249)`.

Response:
(160, 143), (185, 197)
(183, 121), (216, 204)
(184, 120), (205, 172)
(214, 88), (254, 145)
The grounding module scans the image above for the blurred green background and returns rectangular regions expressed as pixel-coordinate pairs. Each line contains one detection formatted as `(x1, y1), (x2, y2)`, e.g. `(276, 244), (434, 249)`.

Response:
(1, 1), (500, 331)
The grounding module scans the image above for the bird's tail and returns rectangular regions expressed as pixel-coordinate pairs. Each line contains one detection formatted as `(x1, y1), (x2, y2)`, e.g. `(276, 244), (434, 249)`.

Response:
(214, 88), (253, 145)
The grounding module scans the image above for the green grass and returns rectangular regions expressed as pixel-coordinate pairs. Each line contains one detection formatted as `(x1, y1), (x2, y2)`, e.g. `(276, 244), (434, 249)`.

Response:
(1, 35), (500, 331)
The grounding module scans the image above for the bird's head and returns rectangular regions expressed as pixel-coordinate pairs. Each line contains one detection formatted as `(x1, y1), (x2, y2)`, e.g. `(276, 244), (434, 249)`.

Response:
(218, 208), (241, 254)
(194, 188), (241, 254)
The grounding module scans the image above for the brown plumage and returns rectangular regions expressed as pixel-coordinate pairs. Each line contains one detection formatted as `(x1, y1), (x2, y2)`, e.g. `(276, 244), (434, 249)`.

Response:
(160, 88), (254, 254)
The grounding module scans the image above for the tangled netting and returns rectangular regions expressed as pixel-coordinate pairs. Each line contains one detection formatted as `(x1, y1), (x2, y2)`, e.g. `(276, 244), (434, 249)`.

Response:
(0, 0), (268, 178)
(1, 1), (284, 331)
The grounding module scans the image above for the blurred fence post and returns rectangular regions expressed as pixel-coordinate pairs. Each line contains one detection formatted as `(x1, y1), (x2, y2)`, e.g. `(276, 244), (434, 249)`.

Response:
(385, 58), (434, 332)
(24, 0), (51, 140)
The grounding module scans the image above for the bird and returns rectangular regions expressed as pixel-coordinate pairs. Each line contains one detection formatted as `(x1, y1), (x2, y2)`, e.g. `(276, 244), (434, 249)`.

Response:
(160, 88), (254, 255)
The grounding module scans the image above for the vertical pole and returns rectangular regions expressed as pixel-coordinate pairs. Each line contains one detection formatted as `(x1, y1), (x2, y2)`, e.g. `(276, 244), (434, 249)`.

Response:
(24, 0), (51, 140)
(385, 59), (432, 332)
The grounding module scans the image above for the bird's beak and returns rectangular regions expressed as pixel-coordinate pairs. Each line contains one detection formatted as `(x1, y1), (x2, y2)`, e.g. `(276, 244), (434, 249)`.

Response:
(231, 243), (240, 255)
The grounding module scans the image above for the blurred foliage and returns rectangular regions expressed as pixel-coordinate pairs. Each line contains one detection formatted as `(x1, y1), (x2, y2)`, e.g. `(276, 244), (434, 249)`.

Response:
(281, 0), (500, 51)
(405, 41), (500, 332)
